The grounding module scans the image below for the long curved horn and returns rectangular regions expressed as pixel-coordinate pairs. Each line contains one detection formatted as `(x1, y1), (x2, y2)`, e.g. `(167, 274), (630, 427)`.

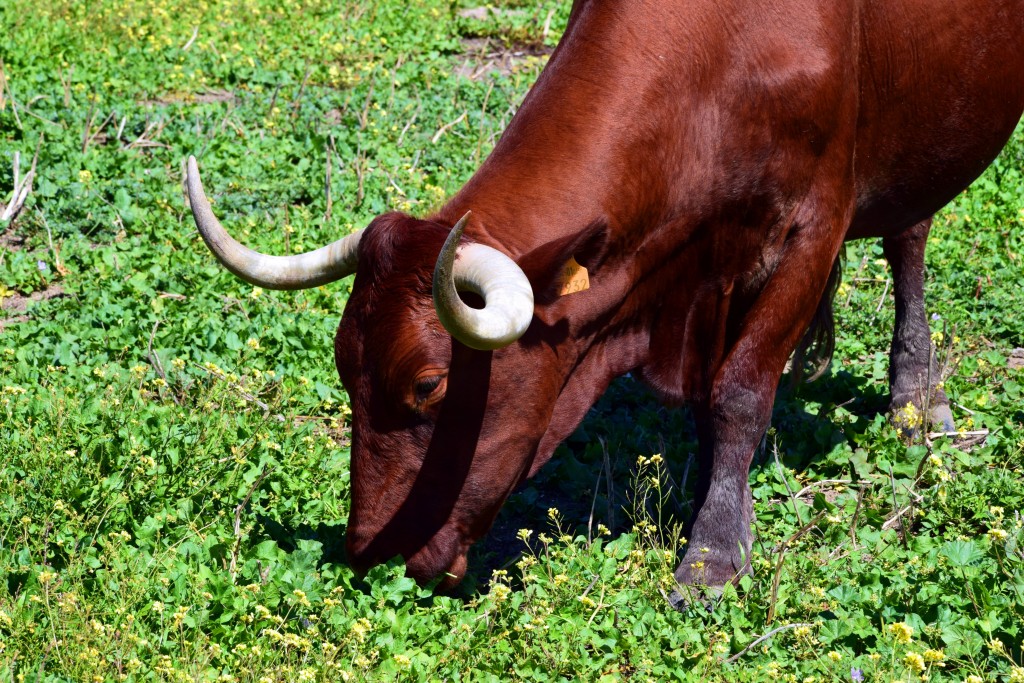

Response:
(432, 212), (535, 351)
(185, 156), (361, 290)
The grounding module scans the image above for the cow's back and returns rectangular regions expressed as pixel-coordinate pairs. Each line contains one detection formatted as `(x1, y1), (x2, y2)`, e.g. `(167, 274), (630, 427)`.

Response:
(851, 0), (1024, 238)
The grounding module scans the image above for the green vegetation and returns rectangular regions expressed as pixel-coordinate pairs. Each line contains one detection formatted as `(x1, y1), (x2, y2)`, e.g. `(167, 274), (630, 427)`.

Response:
(1, 1), (1023, 680)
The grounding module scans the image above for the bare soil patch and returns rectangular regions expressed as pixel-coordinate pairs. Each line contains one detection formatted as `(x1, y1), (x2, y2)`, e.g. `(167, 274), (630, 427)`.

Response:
(0, 314), (29, 332)
(0, 224), (26, 252)
(143, 89), (237, 107)
(1009, 348), (1024, 371)
(0, 282), (66, 331)
(457, 7), (527, 22)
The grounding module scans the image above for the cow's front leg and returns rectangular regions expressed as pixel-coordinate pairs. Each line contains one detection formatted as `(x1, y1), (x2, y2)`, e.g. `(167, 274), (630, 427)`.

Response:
(673, 389), (766, 590)
(674, 207), (851, 591)
(883, 218), (955, 433)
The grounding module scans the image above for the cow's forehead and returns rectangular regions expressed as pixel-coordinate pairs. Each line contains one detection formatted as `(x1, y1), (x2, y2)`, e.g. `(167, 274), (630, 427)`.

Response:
(354, 212), (448, 285)
(337, 213), (454, 389)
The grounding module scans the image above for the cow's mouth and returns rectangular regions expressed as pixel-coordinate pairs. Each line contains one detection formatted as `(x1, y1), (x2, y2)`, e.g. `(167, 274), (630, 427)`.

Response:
(346, 522), (470, 590)
(433, 552), (468, 592)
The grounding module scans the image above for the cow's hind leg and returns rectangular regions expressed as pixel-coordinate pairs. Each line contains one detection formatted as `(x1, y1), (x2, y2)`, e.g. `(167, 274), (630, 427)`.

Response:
(883, 218), (955, 433)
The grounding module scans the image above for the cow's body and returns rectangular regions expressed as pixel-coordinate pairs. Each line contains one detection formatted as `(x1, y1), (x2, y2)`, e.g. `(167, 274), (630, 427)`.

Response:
(187, 0), (1024, 591)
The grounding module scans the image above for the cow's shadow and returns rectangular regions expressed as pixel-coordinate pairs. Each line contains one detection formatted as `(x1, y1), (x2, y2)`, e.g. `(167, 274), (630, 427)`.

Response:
(462, 365), (884, 593)
(250, 365), (884, 596)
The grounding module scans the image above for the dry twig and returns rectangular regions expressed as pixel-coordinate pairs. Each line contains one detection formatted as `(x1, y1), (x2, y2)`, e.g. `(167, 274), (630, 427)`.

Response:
(2, 149), (38, 224)
(432, 111), (467, 144)
(229, 465), (275, 581)
(725, 622), (815, 663)
(766, 509), (827, 623)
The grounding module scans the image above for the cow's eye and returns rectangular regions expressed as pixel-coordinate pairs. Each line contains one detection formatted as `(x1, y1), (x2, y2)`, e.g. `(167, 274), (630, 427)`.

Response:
(412, 372), (446, 405)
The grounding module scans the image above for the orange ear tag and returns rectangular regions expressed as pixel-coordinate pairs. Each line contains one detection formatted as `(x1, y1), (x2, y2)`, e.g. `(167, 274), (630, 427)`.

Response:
(557, 256), (590, 296)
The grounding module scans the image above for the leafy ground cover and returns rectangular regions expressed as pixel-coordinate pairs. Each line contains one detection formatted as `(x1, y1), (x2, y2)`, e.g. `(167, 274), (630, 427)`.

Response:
(1, 0), (1023, 681)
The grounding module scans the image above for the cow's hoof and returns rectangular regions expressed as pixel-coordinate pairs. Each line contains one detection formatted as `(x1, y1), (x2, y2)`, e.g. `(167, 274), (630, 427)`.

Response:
(665, 585), (722, 613)
(891, 399), (955, 437)
(930, 403), (956, 433)
(666, 588), (688, 611)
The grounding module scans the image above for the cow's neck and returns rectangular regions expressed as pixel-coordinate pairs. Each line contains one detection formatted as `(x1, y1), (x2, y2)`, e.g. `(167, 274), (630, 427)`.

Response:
(435, 1), (719, 257)
(435, 2), (752, 477)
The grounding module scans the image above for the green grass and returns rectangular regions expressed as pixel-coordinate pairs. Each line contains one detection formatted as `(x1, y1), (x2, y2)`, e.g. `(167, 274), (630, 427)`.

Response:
(2, 1), (1023, 681)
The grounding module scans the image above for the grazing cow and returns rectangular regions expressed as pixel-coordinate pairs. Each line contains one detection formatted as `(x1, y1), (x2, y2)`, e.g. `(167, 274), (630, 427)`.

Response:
(185, 0), (1024, 592)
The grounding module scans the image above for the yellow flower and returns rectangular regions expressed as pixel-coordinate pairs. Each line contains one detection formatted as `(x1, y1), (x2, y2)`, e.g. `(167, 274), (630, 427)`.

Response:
(246, 337), (261, 350)
(1008, 666), (1024, 683)
(923, 649), (944, 663)
(78, 169), (93, 183)
(489, 583), (511, 603)
(987, 528), (1007, 541)
(516, 528), (532, 542)
(900, 402), (923, 429)
(517, 555), (537, 571)
(349, 617), (372, 643)
(904, 652), (925, 673)
(171, 606), (188, 627)
(827, 651), (842, 662)
(888, 621), (914, 644)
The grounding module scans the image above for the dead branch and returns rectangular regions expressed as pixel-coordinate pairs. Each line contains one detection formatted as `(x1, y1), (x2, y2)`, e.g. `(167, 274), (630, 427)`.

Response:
(1, 150), (37, 224)
(726, 622), (815, 663)
(229, 465), (275, 581)
(432, 111), (467, 144)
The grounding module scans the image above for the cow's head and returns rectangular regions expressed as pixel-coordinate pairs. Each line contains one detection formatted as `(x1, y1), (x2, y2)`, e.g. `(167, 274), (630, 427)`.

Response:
(185, 157), (603, 588)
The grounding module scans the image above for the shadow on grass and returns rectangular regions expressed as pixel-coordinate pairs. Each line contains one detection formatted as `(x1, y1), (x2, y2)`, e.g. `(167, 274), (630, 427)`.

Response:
(468, 365), (885, 592)
(251, 364), (888, 597)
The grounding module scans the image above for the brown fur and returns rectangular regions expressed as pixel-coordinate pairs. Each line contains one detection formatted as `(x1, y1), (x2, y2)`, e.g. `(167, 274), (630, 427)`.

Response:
(332, 0), (1024, 588)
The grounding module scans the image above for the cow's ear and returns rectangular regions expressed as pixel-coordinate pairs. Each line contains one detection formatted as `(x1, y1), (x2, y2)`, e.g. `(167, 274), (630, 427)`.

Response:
(517, 220), (609, 306)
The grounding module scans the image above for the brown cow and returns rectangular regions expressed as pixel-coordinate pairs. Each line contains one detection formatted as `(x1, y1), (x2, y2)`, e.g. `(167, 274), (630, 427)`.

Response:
(185, 0), (1024, 593)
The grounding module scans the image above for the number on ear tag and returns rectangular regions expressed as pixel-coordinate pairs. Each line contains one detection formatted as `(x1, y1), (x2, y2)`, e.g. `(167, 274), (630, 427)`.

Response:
(557, 256), (590, 296)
